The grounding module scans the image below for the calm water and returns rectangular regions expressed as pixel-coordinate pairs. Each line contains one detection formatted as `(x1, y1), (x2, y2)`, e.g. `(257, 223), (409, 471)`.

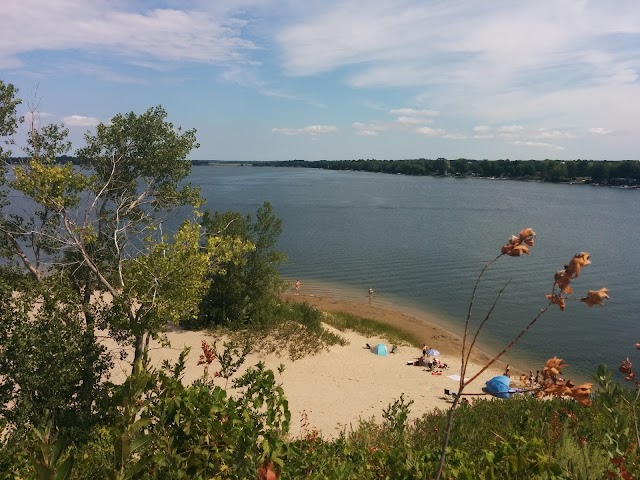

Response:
(189, 166), (639, 379)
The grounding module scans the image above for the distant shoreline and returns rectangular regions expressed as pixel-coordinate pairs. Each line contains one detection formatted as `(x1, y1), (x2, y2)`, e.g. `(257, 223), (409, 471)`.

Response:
(195, 159), (640, 189)
(11, 156), (639, 188)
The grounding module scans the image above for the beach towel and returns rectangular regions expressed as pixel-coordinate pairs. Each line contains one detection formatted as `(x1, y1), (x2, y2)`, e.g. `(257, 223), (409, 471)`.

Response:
(447, 374), (469, 382)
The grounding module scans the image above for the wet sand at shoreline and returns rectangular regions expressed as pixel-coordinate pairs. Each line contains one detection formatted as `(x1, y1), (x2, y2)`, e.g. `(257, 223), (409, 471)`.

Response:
(281, 289), (518, 374)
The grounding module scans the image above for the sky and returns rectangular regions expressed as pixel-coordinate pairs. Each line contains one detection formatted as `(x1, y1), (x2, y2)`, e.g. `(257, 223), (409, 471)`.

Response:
(2, 0), (640, 161)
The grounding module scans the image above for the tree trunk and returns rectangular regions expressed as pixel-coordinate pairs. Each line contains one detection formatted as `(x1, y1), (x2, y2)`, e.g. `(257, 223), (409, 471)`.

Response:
(132, 333), (145, 375)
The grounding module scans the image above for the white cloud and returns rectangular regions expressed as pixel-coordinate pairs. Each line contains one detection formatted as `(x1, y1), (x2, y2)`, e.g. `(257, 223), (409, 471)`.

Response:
(472, 125), (494, 138)
(272, 125), (337, 136)
(588, 127), (613, 136)
(512, 140), (565, 151)
(274, 1), (640, 157)
(354, 106), (441, 136)
(395, 116), (431, 126)
(62, 115), (101, 127)
(219, 65), (302, 100)
(0, 1), (256, 69)
(416, 127), (446, 137)
(530, 129), (574, 139)
(389, 108), (438, 117)
(443, 133), (466, 140)
(498, 125), (525, 137)
(352, 122), (389, 136)
(356, 130), (379, 137)
(472, 124), (574, 145)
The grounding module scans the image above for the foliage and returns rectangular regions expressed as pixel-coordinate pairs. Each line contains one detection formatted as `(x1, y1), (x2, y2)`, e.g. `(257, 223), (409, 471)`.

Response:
(593, 352), (640, 479)
(0, 283), (113, 440)
(208, 302), (347, 361)
(279, 393), (623, 479)
(321, 309), (419, 348)
(83, 344), (289, 480)
(198, 201), (287, 328)
(31, 420), (75, 480)
(3, 383), (636, 480)
(0, 82), (22, 170)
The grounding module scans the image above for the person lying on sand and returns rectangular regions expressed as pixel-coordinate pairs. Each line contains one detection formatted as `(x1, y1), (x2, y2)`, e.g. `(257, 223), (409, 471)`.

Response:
(406, 355), (428, 366)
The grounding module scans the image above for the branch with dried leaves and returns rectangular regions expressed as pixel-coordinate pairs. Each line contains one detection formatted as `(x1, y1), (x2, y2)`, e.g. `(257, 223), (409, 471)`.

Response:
(433, 228), (610, 480)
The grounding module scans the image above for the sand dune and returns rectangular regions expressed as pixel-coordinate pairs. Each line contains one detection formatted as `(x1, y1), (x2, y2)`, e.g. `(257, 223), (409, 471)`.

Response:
(105, 293), (509, 439)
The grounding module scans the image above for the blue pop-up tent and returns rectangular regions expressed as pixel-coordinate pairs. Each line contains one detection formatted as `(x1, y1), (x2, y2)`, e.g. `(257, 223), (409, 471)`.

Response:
(371, 343), (388, 356)
(483, 375), (515, 399)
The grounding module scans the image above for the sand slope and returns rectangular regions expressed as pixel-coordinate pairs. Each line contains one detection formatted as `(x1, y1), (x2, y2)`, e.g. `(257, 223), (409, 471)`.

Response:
(105, 293), (507, 439)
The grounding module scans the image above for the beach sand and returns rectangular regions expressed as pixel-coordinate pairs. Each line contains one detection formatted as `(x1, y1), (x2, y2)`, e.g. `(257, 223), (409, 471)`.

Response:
(106, 292), (512, 439)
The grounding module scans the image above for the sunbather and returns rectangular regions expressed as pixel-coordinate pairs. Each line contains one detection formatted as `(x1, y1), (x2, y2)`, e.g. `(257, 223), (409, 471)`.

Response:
(406, 355), (428, 366)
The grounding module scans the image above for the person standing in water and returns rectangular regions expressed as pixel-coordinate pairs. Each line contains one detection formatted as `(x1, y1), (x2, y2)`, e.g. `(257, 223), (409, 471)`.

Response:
(295, 280), (300, 295)
(368, 287), (374, 305)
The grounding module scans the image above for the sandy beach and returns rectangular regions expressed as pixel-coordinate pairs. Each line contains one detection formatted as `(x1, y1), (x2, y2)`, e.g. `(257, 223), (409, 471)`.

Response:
(105, 291), (515, 439)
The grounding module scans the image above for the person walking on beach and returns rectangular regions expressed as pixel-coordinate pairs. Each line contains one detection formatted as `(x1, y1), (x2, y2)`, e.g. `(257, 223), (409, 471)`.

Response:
(295, 280), (300, 295)
(504, 364), (511, 378)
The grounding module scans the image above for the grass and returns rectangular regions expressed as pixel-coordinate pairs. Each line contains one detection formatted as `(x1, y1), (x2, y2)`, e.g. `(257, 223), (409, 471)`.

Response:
(320, 309), (421, 349)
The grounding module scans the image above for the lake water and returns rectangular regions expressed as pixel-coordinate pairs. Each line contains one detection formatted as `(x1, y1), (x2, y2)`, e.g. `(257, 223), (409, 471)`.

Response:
(189, 166), (639, 380)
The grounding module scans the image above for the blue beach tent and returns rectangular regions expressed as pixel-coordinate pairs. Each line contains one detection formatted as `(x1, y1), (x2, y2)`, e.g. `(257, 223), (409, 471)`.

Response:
(371, 343), (389, 356)
(483, 375), (516, 399)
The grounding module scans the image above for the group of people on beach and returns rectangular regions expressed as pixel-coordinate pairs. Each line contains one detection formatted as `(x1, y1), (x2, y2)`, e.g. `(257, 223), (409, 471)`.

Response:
(505, 364), (544, 388)
(406, 344), (448, 371)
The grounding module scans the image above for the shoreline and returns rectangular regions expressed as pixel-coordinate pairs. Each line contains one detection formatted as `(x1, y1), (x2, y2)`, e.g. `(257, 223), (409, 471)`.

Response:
(281, 286), (527, 378)
(280, 279), (594, 386)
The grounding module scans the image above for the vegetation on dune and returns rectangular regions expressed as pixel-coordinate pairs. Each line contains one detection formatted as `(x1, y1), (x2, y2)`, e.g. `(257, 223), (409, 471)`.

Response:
(322, 310), (420, 348)
(195, 201), (288, 330)
(1, 80), (639, 479)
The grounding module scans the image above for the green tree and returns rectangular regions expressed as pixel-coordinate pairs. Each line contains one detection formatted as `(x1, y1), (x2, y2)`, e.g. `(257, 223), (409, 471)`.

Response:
(590, 161), (611, 184)
(199, 201), (287, 328)
(0, 90), (253, 446)
(0, 83), (110, 438)
(2, 104), (204, 368)
(544, 161), (568, 182)
(0, 281), (113, 439)
(0, 80), (22, 161)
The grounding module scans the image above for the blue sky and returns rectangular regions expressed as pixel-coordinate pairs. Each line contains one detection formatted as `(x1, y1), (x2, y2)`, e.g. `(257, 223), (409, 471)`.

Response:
(2, 0), (640, 161)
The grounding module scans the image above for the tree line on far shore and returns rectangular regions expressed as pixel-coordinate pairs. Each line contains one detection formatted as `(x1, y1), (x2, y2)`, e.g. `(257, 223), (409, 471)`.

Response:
(252, 158), (640, 187)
